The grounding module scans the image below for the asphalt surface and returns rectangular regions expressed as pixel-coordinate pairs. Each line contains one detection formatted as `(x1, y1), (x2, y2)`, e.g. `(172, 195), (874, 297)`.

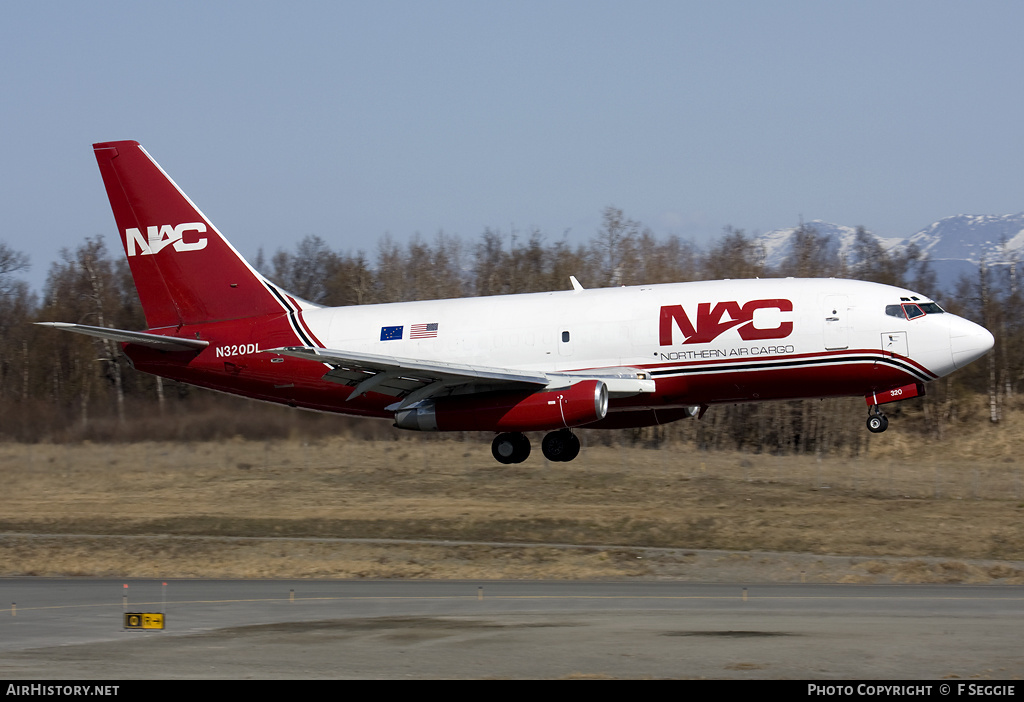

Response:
(1, 579), (1022, 679)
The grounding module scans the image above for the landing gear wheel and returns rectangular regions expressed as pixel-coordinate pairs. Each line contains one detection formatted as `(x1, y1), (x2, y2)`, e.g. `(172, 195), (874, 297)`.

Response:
(866, 409), (889, 434)
(492, 432), (531, 464)
(541, 429), (581, 462)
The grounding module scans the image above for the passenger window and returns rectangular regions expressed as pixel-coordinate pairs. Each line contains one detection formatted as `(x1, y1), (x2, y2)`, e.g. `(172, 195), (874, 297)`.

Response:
(561, 331), (570, 342)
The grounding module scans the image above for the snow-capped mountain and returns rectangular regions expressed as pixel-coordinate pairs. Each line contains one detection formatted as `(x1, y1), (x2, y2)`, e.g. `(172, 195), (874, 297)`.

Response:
(757, 220), (903, 269)
(907, 213), (1024, 265)
(757, 213), (1024, 292)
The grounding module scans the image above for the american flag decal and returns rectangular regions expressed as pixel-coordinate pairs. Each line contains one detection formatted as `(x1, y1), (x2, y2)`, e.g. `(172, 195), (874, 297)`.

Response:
(410, 322), (439, 339)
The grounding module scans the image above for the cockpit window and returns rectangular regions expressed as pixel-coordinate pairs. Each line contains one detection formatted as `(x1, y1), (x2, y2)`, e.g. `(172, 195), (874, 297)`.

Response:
(903, 303), (925, 319)
(886, 301), (944, 320)
(905, 304), (929, 321)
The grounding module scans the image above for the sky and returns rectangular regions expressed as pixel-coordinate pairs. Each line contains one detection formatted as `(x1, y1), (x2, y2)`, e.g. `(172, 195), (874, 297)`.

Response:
(3, 0), (1023, 292)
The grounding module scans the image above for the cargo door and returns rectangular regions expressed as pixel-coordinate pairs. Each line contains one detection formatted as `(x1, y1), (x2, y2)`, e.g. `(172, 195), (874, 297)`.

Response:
(823, 295), (849, 350)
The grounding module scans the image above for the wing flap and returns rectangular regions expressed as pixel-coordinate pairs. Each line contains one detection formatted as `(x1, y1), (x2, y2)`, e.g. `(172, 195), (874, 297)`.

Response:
(553, 367), (657, 396)
(268, 346), (550, 402)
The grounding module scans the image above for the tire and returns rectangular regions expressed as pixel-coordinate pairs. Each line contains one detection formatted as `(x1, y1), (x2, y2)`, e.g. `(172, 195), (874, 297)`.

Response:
(492, 432), (530, 464)
(542, 430), (580, 462)
(560, 432), (581, 462)
(866, 415), (888, 433)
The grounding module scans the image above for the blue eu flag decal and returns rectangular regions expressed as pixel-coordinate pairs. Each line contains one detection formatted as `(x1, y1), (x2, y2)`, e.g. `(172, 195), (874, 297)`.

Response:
(380, 325), (403, 341)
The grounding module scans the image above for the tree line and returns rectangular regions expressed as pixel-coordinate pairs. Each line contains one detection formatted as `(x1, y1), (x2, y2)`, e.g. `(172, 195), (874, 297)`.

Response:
(0, 208), (1015, 452)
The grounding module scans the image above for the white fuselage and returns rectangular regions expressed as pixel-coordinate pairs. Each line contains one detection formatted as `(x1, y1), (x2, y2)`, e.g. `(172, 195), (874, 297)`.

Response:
(297, 278), (987, 405)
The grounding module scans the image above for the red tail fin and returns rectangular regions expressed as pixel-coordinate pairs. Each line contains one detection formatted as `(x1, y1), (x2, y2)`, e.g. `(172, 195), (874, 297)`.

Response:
(93, 141), (286, 328)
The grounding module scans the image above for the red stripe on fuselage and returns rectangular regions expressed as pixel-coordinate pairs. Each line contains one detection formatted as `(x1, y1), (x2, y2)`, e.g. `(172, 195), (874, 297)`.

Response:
(124, 337), (932, 428)
(638, 348), (937, 380)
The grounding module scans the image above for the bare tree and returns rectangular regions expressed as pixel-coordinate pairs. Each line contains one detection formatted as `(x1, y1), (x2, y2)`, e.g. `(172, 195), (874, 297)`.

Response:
(703, 226), (766, 279)
(0, 242), (33, 410)
(595, 206), (642, 286)
(270, 235), (340, 304)
(778, 221), (840, 277)
(41, 238), (127, 425)
(0, 242), (29, 298)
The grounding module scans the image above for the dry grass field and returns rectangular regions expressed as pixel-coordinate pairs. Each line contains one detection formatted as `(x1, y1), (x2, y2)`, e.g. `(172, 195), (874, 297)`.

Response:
(2, 406), (1024, 584)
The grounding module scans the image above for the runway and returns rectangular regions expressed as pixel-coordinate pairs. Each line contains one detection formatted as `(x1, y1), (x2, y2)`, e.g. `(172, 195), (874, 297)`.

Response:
(1, 579), (1022, 679)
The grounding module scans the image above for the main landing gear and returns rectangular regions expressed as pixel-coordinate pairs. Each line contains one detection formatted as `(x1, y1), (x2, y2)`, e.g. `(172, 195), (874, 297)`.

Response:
(866, 405), (889, 433)
(491, 432), (531, 464)
(491, 430), (581, 464)
(541, 429), (581, 462)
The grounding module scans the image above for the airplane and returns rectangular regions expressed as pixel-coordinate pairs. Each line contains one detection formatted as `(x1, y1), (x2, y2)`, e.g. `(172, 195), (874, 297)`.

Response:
(39, 141), (995, 464)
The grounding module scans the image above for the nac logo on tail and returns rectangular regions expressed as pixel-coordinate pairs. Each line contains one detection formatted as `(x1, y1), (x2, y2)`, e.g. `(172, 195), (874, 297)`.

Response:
(125, 223), (208, 256)
(660, 299), (794, 345)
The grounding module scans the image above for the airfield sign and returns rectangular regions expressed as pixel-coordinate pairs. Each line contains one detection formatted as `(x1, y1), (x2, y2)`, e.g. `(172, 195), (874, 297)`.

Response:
(123, 613), (164, 630)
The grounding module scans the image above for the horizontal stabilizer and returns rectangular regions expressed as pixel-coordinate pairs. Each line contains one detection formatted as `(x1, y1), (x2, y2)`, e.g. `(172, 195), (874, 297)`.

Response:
(36, 322), (210, 351)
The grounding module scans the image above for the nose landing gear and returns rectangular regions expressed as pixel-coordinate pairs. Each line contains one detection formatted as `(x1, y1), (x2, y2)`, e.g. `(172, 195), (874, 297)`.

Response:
(866, 406), (888, 433)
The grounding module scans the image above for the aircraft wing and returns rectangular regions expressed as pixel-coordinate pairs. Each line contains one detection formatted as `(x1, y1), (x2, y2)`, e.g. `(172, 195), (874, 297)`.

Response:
(267, 346), (655, 407)
(36, 322), (210, 352)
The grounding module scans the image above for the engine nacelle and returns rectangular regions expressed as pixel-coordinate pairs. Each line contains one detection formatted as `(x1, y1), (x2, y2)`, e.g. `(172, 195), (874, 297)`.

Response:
(394, 379), (609, 432)
(583, 406), (699, 429)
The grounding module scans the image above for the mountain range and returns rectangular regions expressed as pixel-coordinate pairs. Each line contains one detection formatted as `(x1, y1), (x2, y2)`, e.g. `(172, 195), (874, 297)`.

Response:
(758, 213), (1024, 293)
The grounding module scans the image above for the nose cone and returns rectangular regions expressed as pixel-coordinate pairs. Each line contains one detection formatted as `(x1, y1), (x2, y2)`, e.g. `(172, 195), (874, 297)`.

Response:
(949, 316), (995, 369)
